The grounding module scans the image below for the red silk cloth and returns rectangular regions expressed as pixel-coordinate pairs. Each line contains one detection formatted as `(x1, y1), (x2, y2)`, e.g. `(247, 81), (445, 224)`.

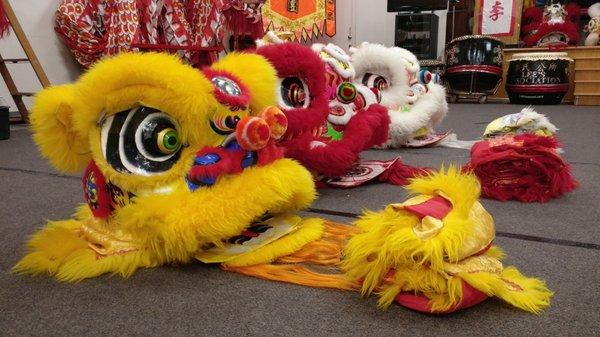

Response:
(465, 134), (578, 202)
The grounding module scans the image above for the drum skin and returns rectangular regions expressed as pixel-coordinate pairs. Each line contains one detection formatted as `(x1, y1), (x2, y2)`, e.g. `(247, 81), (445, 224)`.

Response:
(445, 35), (504, 94)
(506, 53), (573, 105)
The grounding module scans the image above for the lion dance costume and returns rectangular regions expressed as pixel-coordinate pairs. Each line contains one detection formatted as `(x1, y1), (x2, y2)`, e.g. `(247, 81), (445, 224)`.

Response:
(465, 108), (578, 202)
(350, 42), (449, 148)
(16, 53), (551, 315)
(256, 39), (424, 185)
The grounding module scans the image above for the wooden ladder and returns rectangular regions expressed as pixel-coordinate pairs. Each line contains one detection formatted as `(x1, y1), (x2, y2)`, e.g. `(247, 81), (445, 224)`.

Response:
(0, 0), (50, 122)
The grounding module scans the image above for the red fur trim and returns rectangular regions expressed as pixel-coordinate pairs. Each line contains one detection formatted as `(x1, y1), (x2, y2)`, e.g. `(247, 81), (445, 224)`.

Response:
(0, 2), (10, 38)
(188, 143), (283, 183)
(283, 103), (390, 178)
(256, 43), (328, 138)
(524, 21), (580, 46)
(202, 69), (251, 110)
(465, 134), (578, 203)
(565, 3), (581, 23)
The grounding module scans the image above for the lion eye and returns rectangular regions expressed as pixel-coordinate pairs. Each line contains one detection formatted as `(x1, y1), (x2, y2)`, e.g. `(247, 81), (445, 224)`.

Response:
(278, 77), (310, 110)
(362, 73), (389, 91)
(100, 106), (182, 175)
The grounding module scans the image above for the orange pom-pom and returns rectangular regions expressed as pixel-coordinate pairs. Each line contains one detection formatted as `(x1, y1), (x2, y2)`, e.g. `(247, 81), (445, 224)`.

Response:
(236, 116), (271, 150)
(259, 106), (288, 140)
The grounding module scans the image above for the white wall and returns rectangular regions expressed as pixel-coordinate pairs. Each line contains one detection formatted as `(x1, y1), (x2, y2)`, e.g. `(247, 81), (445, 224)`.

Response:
(323, 0), (447, 58)
(0, 0), (81, 111)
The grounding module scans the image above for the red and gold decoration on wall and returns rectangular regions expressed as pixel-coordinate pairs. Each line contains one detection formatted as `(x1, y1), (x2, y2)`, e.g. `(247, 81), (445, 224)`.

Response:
(473, 0), (523, 45)
(54, 0), (267, 68)
(261, 0), (336, 42)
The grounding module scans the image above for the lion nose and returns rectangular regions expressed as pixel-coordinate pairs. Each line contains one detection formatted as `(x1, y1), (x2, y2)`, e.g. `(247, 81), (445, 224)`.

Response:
(236, 106), (287, 151)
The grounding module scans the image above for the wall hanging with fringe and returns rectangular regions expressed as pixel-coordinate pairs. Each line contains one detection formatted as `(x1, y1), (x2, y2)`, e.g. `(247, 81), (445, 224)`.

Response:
(54, 0), (265, 67)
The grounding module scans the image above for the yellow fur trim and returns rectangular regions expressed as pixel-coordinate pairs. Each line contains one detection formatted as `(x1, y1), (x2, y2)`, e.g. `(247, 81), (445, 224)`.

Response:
(459, 267), (552, 314)
(14, 159), (317, 281)
(30, 85), (90, 173)
(343, 166), (493, 296)
(12, 219), (158, 282)
(210, 52), (277, 113)
(223, 217), (325, 267)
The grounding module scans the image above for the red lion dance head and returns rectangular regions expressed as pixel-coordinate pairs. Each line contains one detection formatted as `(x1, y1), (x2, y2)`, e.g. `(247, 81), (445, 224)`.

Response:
(255, 42), (329, 141)
(256, 40), (423, 184)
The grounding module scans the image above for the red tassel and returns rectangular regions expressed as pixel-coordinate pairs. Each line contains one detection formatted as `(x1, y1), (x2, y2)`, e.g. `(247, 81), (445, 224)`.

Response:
(379, 159), (431, 186)
(0, 1), (11, 38)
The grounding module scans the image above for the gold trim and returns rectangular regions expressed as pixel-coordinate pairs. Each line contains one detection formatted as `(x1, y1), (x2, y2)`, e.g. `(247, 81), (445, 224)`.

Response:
(509, 52), (574, 62)
(448, 34), (504, 45)
(419, 59), (445, 66)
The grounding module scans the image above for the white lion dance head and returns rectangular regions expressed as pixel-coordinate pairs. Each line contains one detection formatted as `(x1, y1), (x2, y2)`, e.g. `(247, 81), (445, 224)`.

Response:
(350, 42), (448, 148)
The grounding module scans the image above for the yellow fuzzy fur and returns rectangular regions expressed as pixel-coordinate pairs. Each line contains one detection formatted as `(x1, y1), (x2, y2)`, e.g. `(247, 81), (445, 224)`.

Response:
(459, 267), (552, 314)
(342, 166), (487, 295)
(29, 85), (90, 173)
(210, 52), (277, 113)
(342, 167), (552, 313)
(17, 52), (320, 281)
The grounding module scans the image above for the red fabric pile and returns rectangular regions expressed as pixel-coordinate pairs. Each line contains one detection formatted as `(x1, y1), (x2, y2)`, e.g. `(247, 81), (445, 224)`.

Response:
(465, 134), (578, 202)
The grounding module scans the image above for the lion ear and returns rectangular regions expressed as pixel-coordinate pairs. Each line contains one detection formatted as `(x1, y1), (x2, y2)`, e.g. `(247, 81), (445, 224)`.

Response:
(209, 52), (277, 113)
(30, 85), (91, 173)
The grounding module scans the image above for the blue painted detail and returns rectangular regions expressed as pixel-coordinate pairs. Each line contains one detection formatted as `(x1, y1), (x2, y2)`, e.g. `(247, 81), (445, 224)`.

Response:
(225, 140), (242, 151)
(194, 153), (220, 165)
(241, 151), (258, 169)
(185, 176), (216, 191)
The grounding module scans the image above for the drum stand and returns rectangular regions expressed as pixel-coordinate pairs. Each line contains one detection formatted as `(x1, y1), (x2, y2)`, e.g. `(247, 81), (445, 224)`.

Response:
(446, 75), (502, 104)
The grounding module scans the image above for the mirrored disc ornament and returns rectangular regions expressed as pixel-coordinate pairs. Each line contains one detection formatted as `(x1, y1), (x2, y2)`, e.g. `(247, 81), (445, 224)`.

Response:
(211, 76), (242, 96)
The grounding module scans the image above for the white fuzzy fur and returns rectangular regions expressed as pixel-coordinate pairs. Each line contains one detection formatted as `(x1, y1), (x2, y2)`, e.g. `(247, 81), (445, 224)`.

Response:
(312, 43), (356, 79)
(382, 83), (448, 148)
(585, 3), (600, 46)
(589, 2), (600, 17)
(350, 42), (448, 148)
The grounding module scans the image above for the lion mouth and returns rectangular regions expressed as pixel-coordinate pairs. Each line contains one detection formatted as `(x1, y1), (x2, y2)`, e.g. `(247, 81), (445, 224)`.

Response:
(185, 140), (283, 191)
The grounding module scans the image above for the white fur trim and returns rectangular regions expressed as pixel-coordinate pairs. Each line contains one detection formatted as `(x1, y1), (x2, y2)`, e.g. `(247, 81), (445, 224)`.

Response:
(588, 3), (600, 18)
(382, 83), (448, 148)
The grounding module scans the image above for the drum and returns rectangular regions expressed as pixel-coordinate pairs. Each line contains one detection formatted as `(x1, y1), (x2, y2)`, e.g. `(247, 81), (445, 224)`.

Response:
(419, 59), (445, 84)
(445, 35), (504, 100)
(506, 52), (573, 105)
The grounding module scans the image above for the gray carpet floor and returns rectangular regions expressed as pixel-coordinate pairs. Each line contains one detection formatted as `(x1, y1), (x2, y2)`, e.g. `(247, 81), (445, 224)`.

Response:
(1, 103), (599, 337)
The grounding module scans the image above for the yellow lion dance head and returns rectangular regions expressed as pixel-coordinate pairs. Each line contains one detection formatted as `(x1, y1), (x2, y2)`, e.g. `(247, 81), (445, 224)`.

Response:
(14, 52), (318, 281)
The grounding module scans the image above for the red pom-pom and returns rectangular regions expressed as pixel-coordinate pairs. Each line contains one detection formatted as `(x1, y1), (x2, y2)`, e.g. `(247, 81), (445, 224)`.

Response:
(236, 116), (271, 150)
